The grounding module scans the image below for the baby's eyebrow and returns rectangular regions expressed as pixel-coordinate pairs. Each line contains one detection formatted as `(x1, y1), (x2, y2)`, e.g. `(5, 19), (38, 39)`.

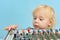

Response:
(39, 16), (44, 18)
(33, 16), (37, 18)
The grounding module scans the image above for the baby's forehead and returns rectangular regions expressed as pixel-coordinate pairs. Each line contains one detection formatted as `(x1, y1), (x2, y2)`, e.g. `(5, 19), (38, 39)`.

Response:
(33, 6), (54, 19)
(36, 8), (50, 13)
(33, 10), (50, 17)
(33, 14), (49, 19)
(34, 7), (51, 14)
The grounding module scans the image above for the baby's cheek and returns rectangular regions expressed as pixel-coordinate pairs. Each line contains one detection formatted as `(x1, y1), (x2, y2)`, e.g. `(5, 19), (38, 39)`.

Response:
(44, 22), (49, 27)
(41, 21), (48, 27)
(44, 19), (49, 24)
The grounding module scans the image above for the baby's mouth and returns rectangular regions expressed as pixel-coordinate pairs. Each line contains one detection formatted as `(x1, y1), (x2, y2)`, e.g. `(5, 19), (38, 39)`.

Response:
(34, 25), (45, 29)
(34, 25), (39, 29)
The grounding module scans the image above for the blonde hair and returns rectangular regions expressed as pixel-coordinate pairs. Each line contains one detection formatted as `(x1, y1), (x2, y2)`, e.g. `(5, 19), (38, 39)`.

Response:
(33, 5), (55, 29)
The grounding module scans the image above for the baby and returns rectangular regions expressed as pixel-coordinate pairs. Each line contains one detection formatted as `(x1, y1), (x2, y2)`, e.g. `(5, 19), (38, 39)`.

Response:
(4, 5), (55, 30)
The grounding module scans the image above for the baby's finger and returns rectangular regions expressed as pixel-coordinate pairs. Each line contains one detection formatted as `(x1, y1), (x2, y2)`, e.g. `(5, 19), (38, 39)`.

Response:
(4, 27), (9, 30)
(4, 27), (11, 31)
(11, 25), (18, 30)
(14, 25), (18, 29)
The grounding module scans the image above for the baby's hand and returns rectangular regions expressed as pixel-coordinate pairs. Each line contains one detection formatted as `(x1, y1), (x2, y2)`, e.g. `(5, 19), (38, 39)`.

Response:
(4, 24), (18, 31)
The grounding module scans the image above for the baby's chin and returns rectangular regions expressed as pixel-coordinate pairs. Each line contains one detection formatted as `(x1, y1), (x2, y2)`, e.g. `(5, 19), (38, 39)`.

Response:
(34, 27), (46, 30)
(33, 25), (47, 30)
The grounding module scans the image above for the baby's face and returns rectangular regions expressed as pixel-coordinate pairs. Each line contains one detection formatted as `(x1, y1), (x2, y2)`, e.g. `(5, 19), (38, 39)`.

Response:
(33, 8), (50, 29)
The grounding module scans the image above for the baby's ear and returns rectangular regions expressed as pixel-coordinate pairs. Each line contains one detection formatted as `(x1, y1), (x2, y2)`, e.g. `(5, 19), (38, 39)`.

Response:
(48, 20), (51, 26)
(48, 23), (51, 29)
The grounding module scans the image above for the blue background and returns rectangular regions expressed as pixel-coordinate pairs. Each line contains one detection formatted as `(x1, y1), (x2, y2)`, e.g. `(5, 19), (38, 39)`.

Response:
(0, 0), (60, 39)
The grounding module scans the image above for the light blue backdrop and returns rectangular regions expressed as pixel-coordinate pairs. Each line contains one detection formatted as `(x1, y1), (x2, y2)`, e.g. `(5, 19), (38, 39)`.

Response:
(0, 0), (60, 39)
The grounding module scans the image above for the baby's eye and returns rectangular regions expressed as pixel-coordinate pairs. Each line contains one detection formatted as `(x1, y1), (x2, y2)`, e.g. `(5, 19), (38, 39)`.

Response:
(34, 18), (37, 20)
(39, 18), (44, 21)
